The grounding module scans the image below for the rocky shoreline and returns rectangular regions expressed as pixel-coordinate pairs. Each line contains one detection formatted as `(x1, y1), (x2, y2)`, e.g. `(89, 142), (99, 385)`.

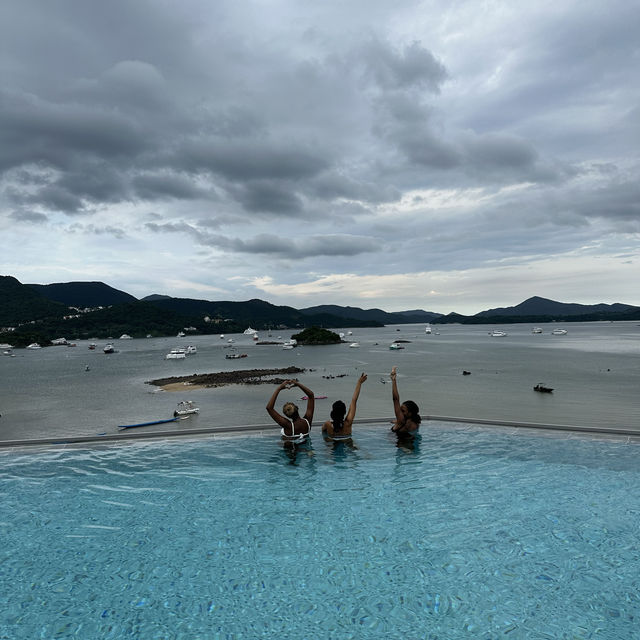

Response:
(147, 366), (306, 391)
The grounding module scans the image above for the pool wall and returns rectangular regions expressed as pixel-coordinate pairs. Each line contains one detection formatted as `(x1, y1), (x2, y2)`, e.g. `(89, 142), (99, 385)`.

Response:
(2, 414), (639, 449)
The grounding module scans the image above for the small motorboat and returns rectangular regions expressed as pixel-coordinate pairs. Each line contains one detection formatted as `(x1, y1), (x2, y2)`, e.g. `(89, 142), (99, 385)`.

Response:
(551, 329), (568, 335)
(225, 352), (247, 359)
(425, 325), (432, 334)
(26, 343), (42, 349)
(88, 343), (96, 350)
(103, 344), (115, 354)
(534, 383), (554, 393)
(174, 401), (199, 417)
(186, 345), (197, 354)
(389, 343), (404, 350)
(166, 348), (186, 359)
(532, 327), (543, 334)
(490, 330), (507, 337)
(349, 342), (360, 348)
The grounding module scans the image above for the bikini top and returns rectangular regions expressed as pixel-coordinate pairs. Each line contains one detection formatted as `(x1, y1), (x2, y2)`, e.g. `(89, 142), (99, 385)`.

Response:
(281, 417), (310, 442)
(325, 419), (351, 440)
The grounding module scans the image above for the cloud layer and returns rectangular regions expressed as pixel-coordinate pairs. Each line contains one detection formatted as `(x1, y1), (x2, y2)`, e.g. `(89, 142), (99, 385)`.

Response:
(1, 0), (639, 313)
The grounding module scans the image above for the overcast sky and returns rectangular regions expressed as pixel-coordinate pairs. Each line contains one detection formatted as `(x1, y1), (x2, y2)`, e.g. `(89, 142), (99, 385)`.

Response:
(1, 0), (638, 314)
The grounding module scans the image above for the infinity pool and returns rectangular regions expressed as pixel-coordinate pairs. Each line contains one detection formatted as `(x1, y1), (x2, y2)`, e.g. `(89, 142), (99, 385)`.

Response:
(2, 423), (639, 639)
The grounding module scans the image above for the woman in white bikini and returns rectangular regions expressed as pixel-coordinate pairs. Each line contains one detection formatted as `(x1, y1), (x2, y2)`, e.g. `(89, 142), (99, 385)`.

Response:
(322, 373), (367, 440)
(266, 379), (315, 442)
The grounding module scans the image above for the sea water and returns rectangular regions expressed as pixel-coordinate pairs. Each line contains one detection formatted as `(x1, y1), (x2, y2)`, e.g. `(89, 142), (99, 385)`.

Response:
(2, 425), (639, 639)
(1, 322), (639, 441)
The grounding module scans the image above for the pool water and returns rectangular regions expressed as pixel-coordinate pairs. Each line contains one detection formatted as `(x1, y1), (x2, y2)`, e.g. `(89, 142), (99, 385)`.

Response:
(2, 424), (639, 639)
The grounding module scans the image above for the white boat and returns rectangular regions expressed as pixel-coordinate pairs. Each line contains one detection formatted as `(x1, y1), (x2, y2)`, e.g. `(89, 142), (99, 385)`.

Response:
(186, 345), (197, 354)
(532, 327), (543, 334)
(174, 400), (199, 417)
(347, 331), (353, 336)
(51, 337), (68, 345)
(227, 338), (234, 343)
(177, 331), (186, 338)
(243, 327), (258, 335)
(389, 342), (404, 350)
(551, 328), (568, 335)
(165, 348), (186, 359)
(225, 352), (248, 359)
(26, 343), (42, 349)
(103, 343), (115, 354)
(490, 330), (507, 337)
(220, 334), (225, 339)
(282, 343), (294, 350)
(119, 334), (133, 340)
(0, 343), (14, 349)
(425, 325), (432, 334)
(349, 342), (360, 348)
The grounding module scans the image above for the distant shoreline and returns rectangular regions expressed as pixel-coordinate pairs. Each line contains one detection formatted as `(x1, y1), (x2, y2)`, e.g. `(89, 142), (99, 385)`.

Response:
(148, 366), (306, 392)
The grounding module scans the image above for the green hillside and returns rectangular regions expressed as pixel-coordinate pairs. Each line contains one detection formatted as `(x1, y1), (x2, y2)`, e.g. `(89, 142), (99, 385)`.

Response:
(0, 276), (68, 326)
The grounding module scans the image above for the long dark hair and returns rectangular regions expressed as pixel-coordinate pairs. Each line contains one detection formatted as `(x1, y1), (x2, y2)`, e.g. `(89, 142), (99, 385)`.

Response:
(330, 400), (346, 432)
(403, 400), (421, 425)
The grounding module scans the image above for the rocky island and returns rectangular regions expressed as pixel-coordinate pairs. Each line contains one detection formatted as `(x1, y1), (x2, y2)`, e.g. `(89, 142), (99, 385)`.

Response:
(291, 327), (342, 345)
(148, 366), (306, 392)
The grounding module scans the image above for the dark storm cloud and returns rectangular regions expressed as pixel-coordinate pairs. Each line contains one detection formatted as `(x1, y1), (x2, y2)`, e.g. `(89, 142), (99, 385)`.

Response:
(67, 223), (127, 239)
(9, 209), (48, 224)
(0, 90), (150, 172)
(133, 173), (207, 201)
(145, 222), (378, 258)
(569, 179), (640, 225)
(232, 182), (304, 215)
(181, 140), (330, 182)
(361, 39), (448, 92)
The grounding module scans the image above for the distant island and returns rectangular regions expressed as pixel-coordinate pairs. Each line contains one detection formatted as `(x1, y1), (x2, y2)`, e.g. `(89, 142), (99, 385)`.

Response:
(1, 275), (639, 347)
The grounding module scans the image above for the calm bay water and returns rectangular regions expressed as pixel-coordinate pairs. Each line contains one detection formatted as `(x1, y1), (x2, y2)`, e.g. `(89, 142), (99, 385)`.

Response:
(1, 322), (639, 442)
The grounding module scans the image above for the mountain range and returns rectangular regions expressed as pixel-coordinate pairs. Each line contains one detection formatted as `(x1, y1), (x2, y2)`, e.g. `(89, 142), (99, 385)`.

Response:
(1, 275), (639, 346)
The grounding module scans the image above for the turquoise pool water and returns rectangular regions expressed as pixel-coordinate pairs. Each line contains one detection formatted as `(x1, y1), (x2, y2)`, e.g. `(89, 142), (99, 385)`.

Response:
(2, 424), (639, 639)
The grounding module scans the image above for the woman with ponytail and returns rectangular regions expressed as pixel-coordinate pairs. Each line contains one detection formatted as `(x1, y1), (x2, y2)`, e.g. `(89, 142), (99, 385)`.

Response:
(323, 373), (367, 440)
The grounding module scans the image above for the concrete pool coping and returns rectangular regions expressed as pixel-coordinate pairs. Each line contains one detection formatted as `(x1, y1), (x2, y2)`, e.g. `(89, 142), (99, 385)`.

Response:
(2, 415), (640, 449)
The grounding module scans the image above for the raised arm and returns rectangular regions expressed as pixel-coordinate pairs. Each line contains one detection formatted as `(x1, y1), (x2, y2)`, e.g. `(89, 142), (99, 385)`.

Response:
(293, 380), (315, 423)
(390, 366), (404, 427)
(266, 380), (291, 427)
(345, 373), (367, 425)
